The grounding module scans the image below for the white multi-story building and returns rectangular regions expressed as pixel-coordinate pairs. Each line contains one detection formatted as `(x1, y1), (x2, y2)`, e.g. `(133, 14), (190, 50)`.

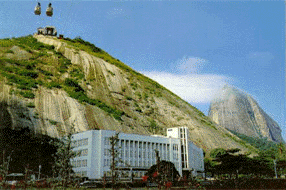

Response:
(167, 127), (204, 176)
(71, 127), (204, 179)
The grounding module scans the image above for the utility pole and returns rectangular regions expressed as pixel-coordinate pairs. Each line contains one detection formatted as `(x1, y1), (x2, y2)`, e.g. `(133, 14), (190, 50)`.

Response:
(274, 160), (278, 178)
(38, 165), (41, 180)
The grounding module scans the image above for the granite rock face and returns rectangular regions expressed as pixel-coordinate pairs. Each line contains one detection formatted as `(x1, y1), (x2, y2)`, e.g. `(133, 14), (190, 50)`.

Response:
(208, 85), (284, 143)
(0, 35), (260, 155)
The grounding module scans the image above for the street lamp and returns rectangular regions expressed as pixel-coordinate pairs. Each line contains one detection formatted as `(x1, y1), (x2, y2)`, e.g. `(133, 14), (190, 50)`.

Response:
(38, 165), (41, 180)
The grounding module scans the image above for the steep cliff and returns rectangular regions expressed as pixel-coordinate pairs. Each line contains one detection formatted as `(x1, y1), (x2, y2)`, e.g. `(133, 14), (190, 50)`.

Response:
(0, 35), (258, 155)
(208, 85), (283, 143)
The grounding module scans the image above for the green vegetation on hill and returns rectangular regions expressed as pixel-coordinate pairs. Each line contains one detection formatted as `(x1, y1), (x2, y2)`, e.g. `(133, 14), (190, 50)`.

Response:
(0, 36), (70, 98)
(60, 36), (209, 120)
(0, 35), (124, 120)
(229, 130), (278, 152)
(62, 37), (172, 92)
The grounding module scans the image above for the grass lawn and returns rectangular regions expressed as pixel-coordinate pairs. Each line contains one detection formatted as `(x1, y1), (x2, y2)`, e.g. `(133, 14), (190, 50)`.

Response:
(21, 188), (162, 190)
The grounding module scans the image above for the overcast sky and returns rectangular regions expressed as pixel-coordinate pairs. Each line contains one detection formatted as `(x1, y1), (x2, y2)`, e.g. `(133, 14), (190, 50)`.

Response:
(0, 1), (285, 140)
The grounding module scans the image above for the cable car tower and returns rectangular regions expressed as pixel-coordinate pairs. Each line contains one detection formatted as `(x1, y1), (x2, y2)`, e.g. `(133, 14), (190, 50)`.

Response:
(34, 2), (56, 36)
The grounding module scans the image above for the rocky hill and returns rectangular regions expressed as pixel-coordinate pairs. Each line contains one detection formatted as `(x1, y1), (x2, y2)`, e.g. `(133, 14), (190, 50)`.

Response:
(0, 35), (258, 155)
(208, 85), (284, 143)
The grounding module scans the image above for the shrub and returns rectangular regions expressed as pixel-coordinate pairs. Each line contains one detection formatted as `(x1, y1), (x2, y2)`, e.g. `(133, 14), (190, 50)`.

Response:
(69, 67), (84, 80)
(5, 50), (14, 54)
(0, 39), (14, 47)
(34, 112), (39, 119)
(143, 93), (149, 99)
(64, 86), (124, 121)
(27, 102), (35, 108)
(126, 96), (132, 100)
(39, 69), (53, 76)
(18, 70), (38, 79)
(2, 72), (38, 89)
(18, 84), (32, 90)
(135, 92), (142, 99)
(46, 81), (62, 89)
(130, 82), (138, 90)
(46, 45), (55, 50)
(135, 107), (142, 113)
(19, 90), (35, 99)
(49, 120), (58, 125)
(64, 78), (83, 92)
(59, 65), (68, 73)
(107, 70), (115, 76)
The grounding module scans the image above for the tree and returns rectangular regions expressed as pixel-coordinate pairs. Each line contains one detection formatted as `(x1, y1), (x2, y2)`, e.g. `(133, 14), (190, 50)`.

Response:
(210, 148), (227, 159)
(108, 133), (121, 189)
(0, 127), (57, 179)
(53, 133), (77, 187)
(204, 157), (218, 177)
(257, 142), (286, 177)
(210, 148), (275, 178)
(145, 160), (180, 187)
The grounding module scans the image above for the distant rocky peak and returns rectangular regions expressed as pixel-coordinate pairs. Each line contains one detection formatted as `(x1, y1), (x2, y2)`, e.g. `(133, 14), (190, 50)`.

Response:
(209, 85), (284, 143)
(211, 85), (247, 104)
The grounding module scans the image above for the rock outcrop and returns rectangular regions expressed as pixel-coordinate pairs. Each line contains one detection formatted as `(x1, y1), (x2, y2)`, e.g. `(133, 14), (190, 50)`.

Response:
(0, 35), (259, 155)
(208, 85), (284, 143)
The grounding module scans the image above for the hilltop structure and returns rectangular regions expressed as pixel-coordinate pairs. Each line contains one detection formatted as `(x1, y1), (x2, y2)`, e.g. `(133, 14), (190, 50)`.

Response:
(37, 26), (57, 36)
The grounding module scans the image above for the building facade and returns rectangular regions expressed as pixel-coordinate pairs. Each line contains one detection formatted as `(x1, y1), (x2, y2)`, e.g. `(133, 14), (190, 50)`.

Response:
(167, 127), (204, 176)
(71, 127), (204, 179)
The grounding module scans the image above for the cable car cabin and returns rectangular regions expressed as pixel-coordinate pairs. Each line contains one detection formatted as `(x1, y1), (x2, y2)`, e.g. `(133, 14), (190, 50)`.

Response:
(46, 3), (53, 17)
(34, 3), (41, 15)
(44, 26), (57, 36)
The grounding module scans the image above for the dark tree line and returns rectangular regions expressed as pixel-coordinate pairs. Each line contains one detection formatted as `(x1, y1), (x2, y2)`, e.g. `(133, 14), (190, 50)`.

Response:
(205, 143), (286, 179)
(0, 127), (57, 177)
(229, 130), (278, 152)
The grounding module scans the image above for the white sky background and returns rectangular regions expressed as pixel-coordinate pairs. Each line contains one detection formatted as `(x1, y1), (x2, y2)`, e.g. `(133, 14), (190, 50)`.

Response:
(141, 56), (230, 104)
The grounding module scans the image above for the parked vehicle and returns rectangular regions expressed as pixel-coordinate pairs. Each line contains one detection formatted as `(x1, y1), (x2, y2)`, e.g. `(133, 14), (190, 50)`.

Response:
(79, 180), (98, 188)
(5, 173), (24, 186)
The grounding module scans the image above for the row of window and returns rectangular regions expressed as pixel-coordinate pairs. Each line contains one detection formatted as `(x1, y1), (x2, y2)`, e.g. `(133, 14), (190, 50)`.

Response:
(103, 159), (111, 167)
(104, 148), (173, 161)
(104, 144), (178, 157)
(75, 149), (88, 157)
(105, 137), (180, 153)
(72, 159), (88, 168)
(72, 138), (88, 147)
(103, 158), (157, 168)
(180, 128), (187, 138)
(75, 171), (87, 177)
(103, 171), (147, 178)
